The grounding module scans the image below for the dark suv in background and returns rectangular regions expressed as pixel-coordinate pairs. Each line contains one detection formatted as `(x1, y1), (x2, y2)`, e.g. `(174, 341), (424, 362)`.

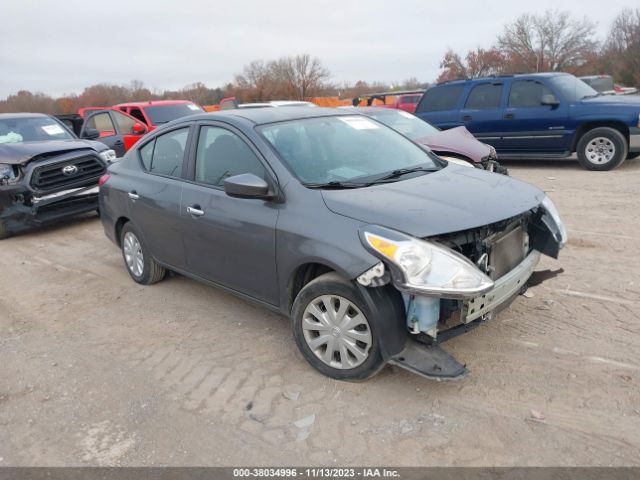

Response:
(415, 72), (640, 170)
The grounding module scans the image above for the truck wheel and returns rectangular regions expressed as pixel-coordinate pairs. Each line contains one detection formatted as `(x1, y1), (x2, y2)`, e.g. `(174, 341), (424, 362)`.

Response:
(0, 221), (11, 240)
(120, 223), (166, 285)
(577, 127), (628, 171)
(627, 152), (640, 160)
(291, 272), (386, 381)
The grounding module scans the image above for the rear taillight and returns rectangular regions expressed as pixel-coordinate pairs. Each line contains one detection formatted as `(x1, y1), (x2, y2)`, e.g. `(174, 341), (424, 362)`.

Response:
(98, 174), (111, 187)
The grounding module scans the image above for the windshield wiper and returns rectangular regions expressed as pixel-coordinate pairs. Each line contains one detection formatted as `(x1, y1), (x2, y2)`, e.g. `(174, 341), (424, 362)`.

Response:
(368, 166), (438, 184)
(303, 180), (370, 189)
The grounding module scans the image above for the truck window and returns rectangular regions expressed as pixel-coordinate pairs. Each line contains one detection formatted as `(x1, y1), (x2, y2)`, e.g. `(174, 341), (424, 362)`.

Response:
(112, 111), (136, 134)
(85, 112), (116, 138)
(129, 108), (146, 123)
(465, 83), (503, 109)
(508, 80), (553, 107)
(415, 86), (464, 113)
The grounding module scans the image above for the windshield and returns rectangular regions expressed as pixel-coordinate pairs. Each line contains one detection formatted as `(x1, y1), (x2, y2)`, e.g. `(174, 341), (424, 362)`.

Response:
(0, 116), (74, 144)
(581, 76), (614, 93)
(550, 75), (599, 101)
(363, 109), (439, 140)
(144, 103), (203, 125)
(260, 115), (440, 185)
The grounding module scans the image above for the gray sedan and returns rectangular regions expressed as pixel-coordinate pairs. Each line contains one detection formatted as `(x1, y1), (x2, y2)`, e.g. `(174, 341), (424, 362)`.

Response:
(99, 107), (566, 381)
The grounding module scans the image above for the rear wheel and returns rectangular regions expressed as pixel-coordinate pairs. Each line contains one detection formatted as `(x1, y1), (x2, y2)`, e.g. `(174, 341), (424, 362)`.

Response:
(120, 223), (166, 285)
(576, 127), (627, 171)
(0, 220), (10, 240)
(292, 272), (385, 380)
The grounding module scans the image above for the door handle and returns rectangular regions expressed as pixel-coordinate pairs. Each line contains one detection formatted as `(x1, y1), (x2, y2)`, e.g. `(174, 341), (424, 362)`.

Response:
(128, 191), (139, 200)
(504, 113), (515, 120)
(462, 115), (472, 121)
(187, 205), (204, 217)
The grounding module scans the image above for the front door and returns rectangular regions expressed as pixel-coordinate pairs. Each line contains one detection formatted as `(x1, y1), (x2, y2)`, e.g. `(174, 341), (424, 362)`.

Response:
(180, 124), (279, 305)
(500, 79), (569, 153)
(81, 111), (126, 157)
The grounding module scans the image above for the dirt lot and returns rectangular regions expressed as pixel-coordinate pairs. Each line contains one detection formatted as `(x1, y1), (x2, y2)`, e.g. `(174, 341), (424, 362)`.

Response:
(1, 159), (639, 466)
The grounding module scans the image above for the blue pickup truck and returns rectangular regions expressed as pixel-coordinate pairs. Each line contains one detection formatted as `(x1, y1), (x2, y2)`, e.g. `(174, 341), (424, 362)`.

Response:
(414, 72), (640, 170)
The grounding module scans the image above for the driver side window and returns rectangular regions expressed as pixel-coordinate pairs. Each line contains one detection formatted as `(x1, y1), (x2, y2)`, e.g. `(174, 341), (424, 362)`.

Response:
(195, 126), (266, 187)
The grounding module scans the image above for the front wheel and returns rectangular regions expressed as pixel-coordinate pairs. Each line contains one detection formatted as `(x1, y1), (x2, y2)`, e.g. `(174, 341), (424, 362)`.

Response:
(291, 272), (386, 380)
(120, 223), (166, 285)
(576, 127), (628, 171)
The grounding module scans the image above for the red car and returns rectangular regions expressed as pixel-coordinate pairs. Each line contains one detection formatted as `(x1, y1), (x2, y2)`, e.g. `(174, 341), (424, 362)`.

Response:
(55, 108), (147, 157)
(114, 100), (204, 131)
(358, 107), (507, 173)
(353, 90), (425, 113)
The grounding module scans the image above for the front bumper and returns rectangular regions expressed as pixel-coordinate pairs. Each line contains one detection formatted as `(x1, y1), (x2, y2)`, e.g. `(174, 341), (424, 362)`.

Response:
(0, 184), (99, 234)
(629, 129), (640, 152)
(462, 250), (541, 323)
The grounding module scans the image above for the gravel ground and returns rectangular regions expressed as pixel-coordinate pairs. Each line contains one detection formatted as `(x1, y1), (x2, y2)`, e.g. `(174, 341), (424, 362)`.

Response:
(1, 158), (639, 466)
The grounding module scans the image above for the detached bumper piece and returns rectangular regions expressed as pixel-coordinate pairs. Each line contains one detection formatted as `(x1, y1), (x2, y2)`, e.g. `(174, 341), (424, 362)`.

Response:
(389, 339), (468, 381)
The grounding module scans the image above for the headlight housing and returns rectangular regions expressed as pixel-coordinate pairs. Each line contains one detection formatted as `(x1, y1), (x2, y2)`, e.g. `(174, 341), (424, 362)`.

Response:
(0, 163), (19, 185)
(360, 226), (494, 298)
(98, 149), (117, 163)
(540, 196), (568, 247)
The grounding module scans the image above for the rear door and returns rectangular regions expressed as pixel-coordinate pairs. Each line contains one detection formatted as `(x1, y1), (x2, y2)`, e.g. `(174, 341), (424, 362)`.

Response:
(127, 125), (192, 269)
(414, 84), (466, 129)
(179, 122), (279, 305)
(500, 79), (569, 153)
(80, 111), (126, 157)
(458, 81), (505, 150)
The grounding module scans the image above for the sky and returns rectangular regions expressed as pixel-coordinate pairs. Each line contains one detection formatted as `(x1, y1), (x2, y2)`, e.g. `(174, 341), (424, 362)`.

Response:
(0, 0), (635, 99)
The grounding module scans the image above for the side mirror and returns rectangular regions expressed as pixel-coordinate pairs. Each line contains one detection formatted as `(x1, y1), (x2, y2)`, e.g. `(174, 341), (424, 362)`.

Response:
(224, 173), (272, 199)
(132, 123), (147, 135)
(82, 128), (100, 140)
(541, 94), (560, 107)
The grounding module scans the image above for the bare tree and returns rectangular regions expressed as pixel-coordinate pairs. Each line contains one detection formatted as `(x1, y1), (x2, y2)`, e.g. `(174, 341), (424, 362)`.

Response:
(497, 11), (598, 72)
(601, 8), (640, 86)
(437, 47), (504, 82)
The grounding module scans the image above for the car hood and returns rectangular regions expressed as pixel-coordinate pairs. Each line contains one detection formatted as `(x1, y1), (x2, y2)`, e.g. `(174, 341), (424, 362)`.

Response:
(0, 139), (103, 165)
(414, 126), (492, 163)
(321, 164), (545, 238)
(580, 95), (640, 107)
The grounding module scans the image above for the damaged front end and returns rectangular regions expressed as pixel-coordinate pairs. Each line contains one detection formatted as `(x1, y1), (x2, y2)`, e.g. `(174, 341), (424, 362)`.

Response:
(0, 150), (106, 237)
(357, 197), (567, 380)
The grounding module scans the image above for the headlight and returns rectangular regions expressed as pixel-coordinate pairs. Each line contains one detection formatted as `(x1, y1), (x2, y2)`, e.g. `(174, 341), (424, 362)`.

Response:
(439, 156), (475, 168)
(360, 226), (494, 298)
(98, 149), (117, 163)
(0, 163), (19, 185)
(540, 196), (568, 247)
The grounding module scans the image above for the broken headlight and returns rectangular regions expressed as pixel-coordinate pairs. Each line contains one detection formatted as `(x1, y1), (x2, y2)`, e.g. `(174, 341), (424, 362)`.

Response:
(360, 225), (494, 298)
(98, 149), (117, 163)
(0, 163), (19, 185)
(540, 196), (568, 247)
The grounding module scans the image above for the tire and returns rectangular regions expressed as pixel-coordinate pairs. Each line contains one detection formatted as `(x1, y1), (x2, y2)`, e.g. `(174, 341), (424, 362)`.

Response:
(0, 220), (11, 240)
(576, 127), (628, 171)
(119, 222), (166, 285)
(291, 272), (386, 381)
(627, 152), (640, 160)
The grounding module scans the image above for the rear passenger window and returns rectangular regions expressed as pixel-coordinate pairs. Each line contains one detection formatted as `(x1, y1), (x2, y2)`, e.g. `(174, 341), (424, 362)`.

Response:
(508, 80), (553, 107)
(195, 126), (266, 187)
(465, 83), (503, 108)
(139, 127), (189, 177)
(415, 85), (464, 112)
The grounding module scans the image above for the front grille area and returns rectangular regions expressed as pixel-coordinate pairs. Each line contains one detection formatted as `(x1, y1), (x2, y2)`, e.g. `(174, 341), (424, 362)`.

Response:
(30, 155), (105, 193)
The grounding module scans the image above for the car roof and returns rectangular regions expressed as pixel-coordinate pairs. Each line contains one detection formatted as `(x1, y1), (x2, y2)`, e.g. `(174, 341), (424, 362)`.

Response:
(0, 112), (51, 120)
(185, 106), (355, 126)
(115, 100), (196, 107)
(437, 72), (568, 86)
